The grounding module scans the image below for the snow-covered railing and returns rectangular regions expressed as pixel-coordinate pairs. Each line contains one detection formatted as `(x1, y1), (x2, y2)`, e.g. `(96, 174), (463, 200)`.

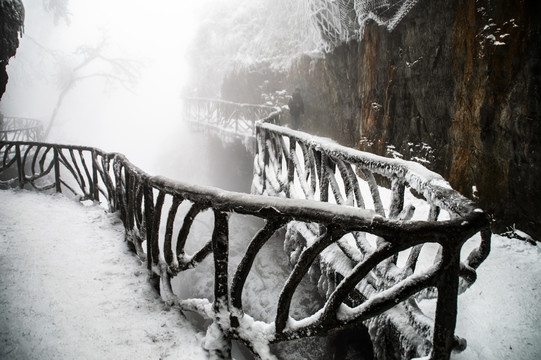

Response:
(0, 116), (43, 142)
(183, 97), (281, 140)
(0, 139), (491, 360)
(252, 122), (492, 359)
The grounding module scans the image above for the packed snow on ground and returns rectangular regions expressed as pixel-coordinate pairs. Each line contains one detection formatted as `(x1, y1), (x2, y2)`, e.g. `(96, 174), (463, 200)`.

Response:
(0, 190), (207, 360)
(1, 189), (540, 360)
(452, 235), (541, 359)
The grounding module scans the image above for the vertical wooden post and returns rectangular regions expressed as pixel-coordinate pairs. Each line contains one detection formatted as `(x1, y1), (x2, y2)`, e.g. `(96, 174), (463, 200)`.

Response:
(91, 150), (99, 201)
(261, 129), (268, 194)
(15, 145), (24, 189)
(150, 191), (165, 266)
(431, 245), (460, 360)
(116, 164), (127, 228)
(318, 153), (329, 235)
(360, 168), (385, 217)
(389, 177), (405, 219)
(428, 204), (441, 221)
(319, 153), (329, 203)
(53, 146), (61, 193)
(210, 210), (231, 359)
(125, 171), (134, 230)
(143, 183), (154, 272)
(112, 160), (120, 212)
(213, 210), (230, 310)
(286, 138), (296, 197)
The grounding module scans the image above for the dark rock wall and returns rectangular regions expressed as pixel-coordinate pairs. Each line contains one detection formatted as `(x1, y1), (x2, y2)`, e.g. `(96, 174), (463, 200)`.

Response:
(0, 0), (25, 100)
(449, 0), (541, 237)
(222, 0), (541, 238)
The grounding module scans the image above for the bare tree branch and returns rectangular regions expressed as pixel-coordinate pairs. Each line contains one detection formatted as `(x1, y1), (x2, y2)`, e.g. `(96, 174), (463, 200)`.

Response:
(42, 38), (141, 138)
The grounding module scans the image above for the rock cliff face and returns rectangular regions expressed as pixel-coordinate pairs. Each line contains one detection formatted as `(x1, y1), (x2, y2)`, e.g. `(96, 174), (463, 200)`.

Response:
(222, 0), (541, 239)
(0, 0), (25, 100)
(448, 0), (541, 238)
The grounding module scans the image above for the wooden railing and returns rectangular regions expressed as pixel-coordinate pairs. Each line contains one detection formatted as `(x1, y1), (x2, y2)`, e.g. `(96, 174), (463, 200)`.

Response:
(0, 136), (491, 360)
(183, 97), (282, 139)
(252, 122), (492, 359)
(0, 116), (43, 142)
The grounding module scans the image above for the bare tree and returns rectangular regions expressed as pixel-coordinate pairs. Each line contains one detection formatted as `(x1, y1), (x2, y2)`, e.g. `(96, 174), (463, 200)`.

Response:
(42, 0), (71, 25)
(43, 38), (140, 138)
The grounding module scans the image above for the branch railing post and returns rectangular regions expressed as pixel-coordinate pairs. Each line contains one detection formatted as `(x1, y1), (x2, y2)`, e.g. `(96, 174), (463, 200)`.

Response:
(15, 145), (23, 189)
(210, 209), (232, 359)
(431, 243), (462, 360)
(91, 149), (99, 201)
(261, 129), (268, 195)
(53, 146), (61, 193)
(124, 170), (134, 230)
(287, 137), (296, 197)
(319, 152), (329, 203)
(143, 182), (154, 272)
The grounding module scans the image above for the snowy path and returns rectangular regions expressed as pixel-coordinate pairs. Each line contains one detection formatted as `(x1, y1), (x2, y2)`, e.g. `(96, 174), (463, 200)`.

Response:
(0, 190), (207, 360)
(452, 235), (541, 359)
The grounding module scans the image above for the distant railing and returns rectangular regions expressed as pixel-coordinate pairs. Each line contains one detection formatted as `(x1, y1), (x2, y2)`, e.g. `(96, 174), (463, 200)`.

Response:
(252, 122), (492, 359)
(0, 136), (491, 360)
(0, 116), (43, 142)
(183, 97), (281, 139)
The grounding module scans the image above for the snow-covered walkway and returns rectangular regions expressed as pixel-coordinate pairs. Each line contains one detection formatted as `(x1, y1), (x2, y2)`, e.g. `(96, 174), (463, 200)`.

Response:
(0, 190), (207, 360)
(1, 189), (541, 360)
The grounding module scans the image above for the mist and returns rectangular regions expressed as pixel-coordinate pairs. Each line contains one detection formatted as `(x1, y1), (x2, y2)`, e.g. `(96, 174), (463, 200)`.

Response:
(2, 0), (213, 183)
(1, 0), (319, 190)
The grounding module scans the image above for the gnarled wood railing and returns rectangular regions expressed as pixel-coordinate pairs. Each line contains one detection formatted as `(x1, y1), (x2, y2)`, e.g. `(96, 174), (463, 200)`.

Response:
(183, 97), (281, 139)
(0, 138), (490, 360)
(0, 116), (43, 142)
(252, 122), (492, 359)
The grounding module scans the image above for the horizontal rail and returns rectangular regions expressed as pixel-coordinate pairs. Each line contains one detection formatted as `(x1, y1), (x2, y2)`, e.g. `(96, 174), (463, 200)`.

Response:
(185, 97), (279, 111)
(255, 122), (478, 216)
(0, 138), (491, 360)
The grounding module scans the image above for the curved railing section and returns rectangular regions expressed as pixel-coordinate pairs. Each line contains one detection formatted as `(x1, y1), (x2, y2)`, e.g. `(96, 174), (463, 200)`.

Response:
(0, 116), (43, 142)
(252, 122), (492, 359)
(0, 138), (490, 360)
(183, 97), (282, 140)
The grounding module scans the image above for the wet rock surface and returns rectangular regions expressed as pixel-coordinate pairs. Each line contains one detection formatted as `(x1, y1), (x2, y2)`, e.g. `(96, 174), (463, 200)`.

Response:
(222, 0), (541, 239)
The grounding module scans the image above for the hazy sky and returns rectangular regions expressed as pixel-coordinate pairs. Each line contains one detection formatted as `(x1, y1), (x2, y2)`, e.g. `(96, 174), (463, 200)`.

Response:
(2, 0), (207, 168)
